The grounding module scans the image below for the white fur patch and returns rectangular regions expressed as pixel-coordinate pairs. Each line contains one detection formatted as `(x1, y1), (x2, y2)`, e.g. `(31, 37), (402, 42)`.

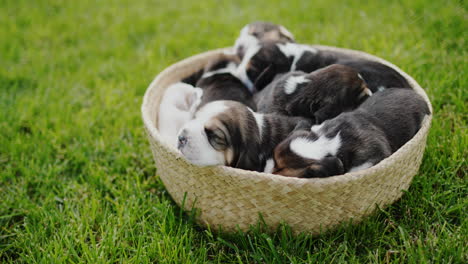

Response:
(349, 162), (374, 172)
(364, 88), (373, 96)
(253, 113), (264, 139)
(276, 43), (318, 71)
(357, 73), (365, 81)
(284, 75), (309, 94)
(234, 25), (259, 56)
(158, 82), (203, 148)
(310, 123), (324, 134)
(234, 43), (261, 92)
(360, 87), (373, 99)
(195, 101), (229, 122)
(290, 133), (342, 160)
(248, 109), (264, 138)
(263, 158), (275, 173)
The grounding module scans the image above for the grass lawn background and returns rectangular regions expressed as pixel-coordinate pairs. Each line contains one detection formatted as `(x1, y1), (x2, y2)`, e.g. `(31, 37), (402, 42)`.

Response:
(1, 0), (466, 262)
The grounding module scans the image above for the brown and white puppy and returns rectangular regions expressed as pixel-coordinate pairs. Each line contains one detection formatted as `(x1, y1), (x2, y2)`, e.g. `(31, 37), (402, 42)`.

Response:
(234, 21), (295, 59)
(235, 41), (410, 92)
(177, 100), (311, 171)
(255, 64), (372, 123)
(195, 55), (256, 110)
(268, 88), (430, 178)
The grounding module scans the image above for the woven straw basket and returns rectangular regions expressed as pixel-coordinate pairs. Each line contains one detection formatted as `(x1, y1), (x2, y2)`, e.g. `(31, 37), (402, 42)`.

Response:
(142, 45), (432, 234)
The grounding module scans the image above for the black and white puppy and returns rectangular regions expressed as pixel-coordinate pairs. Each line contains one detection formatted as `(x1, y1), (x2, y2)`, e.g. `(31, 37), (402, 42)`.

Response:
(181, 54), (255, 109)
(268, 88), (430, 178)
(234, 21), (295, 59)
(338, 59), (411, 92)
(195, 55), (256, 110)
(236, 41), (410, 92)
(255, 64), (372, 123)
(181, 53), (239, 86)
(177, 100), (312, 172)
(235, 41), (352, 91)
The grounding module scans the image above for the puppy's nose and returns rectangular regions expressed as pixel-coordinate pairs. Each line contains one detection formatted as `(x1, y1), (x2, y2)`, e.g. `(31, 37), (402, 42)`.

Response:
(177, 133), (188, 149)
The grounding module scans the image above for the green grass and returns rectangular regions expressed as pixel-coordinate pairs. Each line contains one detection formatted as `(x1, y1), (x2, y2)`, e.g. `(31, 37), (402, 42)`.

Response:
(1, 0), (466, 262)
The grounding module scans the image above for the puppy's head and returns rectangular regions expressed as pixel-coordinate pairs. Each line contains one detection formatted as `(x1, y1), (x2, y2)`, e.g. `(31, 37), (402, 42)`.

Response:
(235, 22), (295, 58)
(311, 64), (372, 103)
(271, 128), (345, 178)
(235, 41), (294, 91)
(177, 100), (262, 170)
(196, 54), (241, 86)
(181, 54), (240, 86)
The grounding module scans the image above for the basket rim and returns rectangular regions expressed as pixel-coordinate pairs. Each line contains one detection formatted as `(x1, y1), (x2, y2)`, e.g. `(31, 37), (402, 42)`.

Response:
(142, 45), (432, 187)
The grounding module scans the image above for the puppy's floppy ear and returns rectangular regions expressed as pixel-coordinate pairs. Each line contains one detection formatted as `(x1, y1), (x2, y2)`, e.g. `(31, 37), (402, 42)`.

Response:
(187, 87), (203, 114)
(278, 25), (295, 41)
(173, 85), (201, 112)
(254, 64), (277, 90)
(303, 156), (344, 178)
(293, 119), (313, 132)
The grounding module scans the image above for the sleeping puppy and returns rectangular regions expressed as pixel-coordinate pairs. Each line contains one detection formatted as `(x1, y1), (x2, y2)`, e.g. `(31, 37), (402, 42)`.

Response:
(255, 64), (372, 123)
(234, 21), (295, 59)
(235, 41), (352, 91)
(180, 53), (239, 87)
(338, 59), (411, 92)
(268, 88), (430, 178)
(195, 54), (256, 110)
(184, 21), (294, 86)
(176, 100), (312, 172)
(235, 41), (410, 92)
(158, 82), (203, 148)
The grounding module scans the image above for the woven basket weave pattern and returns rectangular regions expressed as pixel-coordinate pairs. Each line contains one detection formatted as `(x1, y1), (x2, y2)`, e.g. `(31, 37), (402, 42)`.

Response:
(142, 46), (432, 234)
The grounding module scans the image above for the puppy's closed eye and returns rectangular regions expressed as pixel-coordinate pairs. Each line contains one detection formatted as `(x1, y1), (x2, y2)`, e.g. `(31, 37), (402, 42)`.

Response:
(205, 127), (228, 150)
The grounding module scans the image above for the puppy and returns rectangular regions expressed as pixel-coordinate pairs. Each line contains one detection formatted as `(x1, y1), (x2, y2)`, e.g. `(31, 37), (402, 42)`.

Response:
(195, 55), (256, 110)
(180, 54), (239, 87)
(338, 59), (411, 92)
(234, 21), (295, 59)
(158, 82), (203, 147)
(235, 41), (352, 91)
(235, 41), (410, 92)
(176, 100), (312, 171)
(269, 88), (430, 178)
(255, 64), (372, 123)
